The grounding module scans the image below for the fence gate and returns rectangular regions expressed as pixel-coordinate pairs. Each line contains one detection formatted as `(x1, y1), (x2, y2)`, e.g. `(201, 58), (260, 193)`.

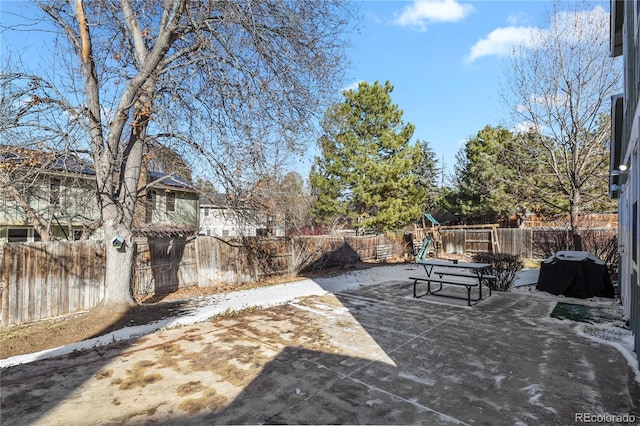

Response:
(133, 237), (197, 296)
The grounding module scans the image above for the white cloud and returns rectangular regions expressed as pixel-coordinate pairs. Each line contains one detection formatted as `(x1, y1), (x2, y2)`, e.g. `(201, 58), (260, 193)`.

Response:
(466, 5), (608, 64)
(394, 0), (474, 31)
(513, 121), (537, 134)
(530, 92), (568, 108)
(550, 6), (608, 44)
(466, 26), (541, 63)
(342, 80), (366, 93)
(507, 12), (532, 27)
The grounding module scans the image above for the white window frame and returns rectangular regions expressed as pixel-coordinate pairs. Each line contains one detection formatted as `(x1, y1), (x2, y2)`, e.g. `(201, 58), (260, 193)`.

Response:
(6, 227), (41, 242)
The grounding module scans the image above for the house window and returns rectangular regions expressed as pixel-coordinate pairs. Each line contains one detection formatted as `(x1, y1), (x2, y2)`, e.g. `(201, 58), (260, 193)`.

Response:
(7, 228), (28, 242)
(256, 228), (268, 237)
(222, 229), (230, 237)
(204, 208), (209, 216)
(147, 190), (155, 206)
(166, 191), (175, 212)
(50, 177), (61, 205)
(145, 190), (155, 222)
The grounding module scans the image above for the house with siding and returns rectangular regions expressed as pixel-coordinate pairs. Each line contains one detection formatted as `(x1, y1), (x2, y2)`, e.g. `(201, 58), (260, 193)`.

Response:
(0, 147), (199, 243)
(199, 193), (284, 237)
(0, 150), (100, 242)
(143, 170), (199, 232)
(610, 0), (640, 368)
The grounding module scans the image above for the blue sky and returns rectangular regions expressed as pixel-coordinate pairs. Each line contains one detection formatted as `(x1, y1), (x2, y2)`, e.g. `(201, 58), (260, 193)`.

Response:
(335, 0), (564, 180)
(1, 0), (610, 183)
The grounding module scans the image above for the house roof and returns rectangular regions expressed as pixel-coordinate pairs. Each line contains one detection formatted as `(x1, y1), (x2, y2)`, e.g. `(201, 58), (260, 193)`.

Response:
(1, 145), (195, 189)
(133, 223), (197, 238)
(148, 170), (195, 190)
(49, 154), (96, 175)
(199, 191), (228, 206)
(1, 146), (96, 176)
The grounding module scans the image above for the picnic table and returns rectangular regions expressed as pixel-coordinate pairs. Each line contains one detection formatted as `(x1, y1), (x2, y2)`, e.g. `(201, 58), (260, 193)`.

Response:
(410, 259), (495, 306)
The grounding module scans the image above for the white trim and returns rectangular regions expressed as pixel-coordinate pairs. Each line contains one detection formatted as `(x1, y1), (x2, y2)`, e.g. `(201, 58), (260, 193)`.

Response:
(5, 226), (41, 243)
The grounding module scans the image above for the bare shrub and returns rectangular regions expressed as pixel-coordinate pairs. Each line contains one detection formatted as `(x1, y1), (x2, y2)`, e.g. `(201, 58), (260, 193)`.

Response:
(532, 228), (618, 280)
(532, 229), (570, 259)
(580, 229), (618, 280)
(473, 252), (524, 292)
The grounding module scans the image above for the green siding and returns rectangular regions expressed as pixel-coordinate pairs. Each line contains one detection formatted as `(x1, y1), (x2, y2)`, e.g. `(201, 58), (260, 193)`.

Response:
(146, 189), (198, 229)
(0, 176), (99, 228)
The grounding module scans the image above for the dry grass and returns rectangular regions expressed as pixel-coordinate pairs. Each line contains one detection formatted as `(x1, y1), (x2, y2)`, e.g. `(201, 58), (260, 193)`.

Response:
(0, 261), (384, 360)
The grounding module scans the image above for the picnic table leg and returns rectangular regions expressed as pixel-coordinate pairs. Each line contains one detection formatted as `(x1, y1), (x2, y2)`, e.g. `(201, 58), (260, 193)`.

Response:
(422, 264), (434, 277)
(414, 264), (435, 298)
(486, 278), (493, 296)
(476, 269), (489, 300)
(480, 273), (494, 298)
(413, 278), (434, 298)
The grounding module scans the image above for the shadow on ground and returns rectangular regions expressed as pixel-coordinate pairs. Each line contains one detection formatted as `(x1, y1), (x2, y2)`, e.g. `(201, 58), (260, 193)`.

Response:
(194, 282), (640, 424)
(1, 266), (639, 425)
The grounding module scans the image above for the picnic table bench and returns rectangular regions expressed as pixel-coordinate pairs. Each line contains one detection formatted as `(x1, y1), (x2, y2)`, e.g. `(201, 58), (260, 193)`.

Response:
(410, 259), (495, 306)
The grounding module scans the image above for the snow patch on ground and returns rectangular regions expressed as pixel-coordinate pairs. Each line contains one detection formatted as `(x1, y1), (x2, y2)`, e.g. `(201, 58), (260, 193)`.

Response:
(578, 322), (640, 382)
(513, 269), (540, 287)
(0, 265), (411, 368)
(2, 262), (639, 387)
(520, 384), (556, 414)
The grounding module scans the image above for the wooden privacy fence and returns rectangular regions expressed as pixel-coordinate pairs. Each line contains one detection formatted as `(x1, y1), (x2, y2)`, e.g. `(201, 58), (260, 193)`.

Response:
(0, 229), (617, 327)
(133, 237), (198, 296)
(438, 227), (617, 259)
(197, 236), (291, 287)
(439, 228), (531, 257)
(1, 241), (105, 327)
(0, 234), (404, 327)
(197, 234), (402, 287)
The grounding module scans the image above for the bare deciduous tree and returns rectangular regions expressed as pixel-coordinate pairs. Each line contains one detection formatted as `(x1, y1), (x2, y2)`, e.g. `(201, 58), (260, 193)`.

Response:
(502, 0), (619, 249)
(3, 0), (355, 309)
(0, 66), (100, 241)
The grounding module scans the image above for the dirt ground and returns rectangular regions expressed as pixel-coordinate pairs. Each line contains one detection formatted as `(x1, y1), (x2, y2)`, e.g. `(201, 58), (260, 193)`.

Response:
(0, 263), (379, 360)
(0, 284), (237, 360)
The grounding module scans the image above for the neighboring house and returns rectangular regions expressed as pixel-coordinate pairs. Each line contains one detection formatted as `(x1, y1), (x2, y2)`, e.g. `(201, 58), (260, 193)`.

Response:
(143, 170), (199, 232)
(0, 147), (199, 243)
(0, 150), (99, 243)
(610, 0), (640, 368)
(199, 193), (284, 237)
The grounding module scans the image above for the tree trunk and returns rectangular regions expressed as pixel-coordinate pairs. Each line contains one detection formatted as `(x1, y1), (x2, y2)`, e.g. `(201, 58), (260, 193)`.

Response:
(101, 221), (137, 308)
(569, 194), (583, 251)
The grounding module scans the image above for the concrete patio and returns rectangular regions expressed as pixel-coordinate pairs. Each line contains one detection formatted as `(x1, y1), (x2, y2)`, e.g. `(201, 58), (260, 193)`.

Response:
(1, 265), (639, 425)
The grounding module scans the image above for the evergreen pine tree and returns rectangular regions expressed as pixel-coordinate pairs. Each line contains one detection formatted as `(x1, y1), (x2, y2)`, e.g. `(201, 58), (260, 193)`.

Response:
(310, 81), (424, 234)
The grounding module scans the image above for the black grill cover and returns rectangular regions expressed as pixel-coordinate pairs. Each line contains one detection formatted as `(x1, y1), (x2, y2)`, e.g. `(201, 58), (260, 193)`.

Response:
(536, 251), (614, 299)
